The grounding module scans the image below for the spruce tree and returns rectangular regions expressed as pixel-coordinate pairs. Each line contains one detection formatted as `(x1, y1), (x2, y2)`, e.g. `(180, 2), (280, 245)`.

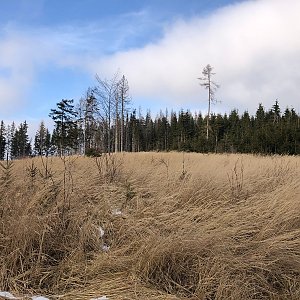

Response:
(34, 121), (51, 156)
(11, 121), (31, 159)
(49, 99), (78, 155)
(145, 111), (155, 151)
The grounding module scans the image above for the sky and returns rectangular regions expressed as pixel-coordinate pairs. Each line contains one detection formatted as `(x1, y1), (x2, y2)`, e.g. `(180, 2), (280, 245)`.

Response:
(1, 0), (300, 137)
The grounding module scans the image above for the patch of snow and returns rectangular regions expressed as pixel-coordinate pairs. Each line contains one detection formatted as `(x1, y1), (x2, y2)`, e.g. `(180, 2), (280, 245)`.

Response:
(0, 292), (109, 300)
(102, 244), (110, 252)
(99, 226), (105, 238)
(112, 208), (122, 216)
(0, 291), (20, 299)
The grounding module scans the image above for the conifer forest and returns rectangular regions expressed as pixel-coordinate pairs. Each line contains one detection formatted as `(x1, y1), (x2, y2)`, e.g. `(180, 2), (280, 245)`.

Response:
(1, 73), (300, 160)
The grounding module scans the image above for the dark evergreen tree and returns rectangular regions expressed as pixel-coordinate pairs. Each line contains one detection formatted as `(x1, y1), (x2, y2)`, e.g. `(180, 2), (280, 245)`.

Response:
(155, 110), (170, 151)
(177, 110), (195, 151)
(240, 111), (253, 152)
(144, 111), (155, 151)
(265, 101), (282, 153)
(170, 111), (179, 150)
(128, 110), (137, 152)
(34, 121), (51, 156)
(212, 113), (226, 153)
(281, 107), (299, 154)
(194, 113), (207, 152)
(49, 99), (78, 155)
(269, 100), (281, 123)
(253, 103), (267, 153)
(11, 121), (31, 159)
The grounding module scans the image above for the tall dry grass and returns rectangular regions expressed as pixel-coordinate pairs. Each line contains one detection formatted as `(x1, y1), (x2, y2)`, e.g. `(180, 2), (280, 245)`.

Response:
(0, 153), (299, 299)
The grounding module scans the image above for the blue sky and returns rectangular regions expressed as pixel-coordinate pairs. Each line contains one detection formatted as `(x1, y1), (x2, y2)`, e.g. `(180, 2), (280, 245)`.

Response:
(1, 0), (300, 137)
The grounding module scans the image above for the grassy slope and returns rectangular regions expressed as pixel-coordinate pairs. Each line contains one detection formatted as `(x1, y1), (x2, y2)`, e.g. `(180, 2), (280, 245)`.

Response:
(0, 153), (299, 299)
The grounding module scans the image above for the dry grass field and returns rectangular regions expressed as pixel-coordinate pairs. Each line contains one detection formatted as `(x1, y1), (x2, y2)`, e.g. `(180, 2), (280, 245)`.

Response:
(0, 152), (299, 300)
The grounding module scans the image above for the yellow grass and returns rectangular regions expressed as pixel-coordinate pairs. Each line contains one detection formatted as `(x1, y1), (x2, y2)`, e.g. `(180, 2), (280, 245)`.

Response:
(0, 152), (299, 299)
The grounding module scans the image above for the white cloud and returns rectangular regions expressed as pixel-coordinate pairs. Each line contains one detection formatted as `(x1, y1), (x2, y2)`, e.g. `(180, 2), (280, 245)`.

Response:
(0, 15), (152, 118)
(0, 35), (36, 113)
(89, 0), (300, 114)
(0, 26), (72, 116)
(0, 25), (93, 117)
(1, 0), (300, 121)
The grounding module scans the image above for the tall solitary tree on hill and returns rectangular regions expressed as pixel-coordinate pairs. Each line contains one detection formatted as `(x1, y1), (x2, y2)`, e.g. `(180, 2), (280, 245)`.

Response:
(198, 64), (219, 140)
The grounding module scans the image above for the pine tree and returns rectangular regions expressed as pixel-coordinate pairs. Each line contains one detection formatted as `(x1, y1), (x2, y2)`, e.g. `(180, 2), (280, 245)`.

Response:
(271, 100), (281, 123)
(253, 103), (266, 153)
(227, 110), (240, 152)
(170, 111), (179, 150)
(155, 110), (170, 151)
(34, 121), (51, 156)
(49, 99), (78, 155)
(213, 113), (226, 153)
(11, 121), (31, 159)
(145, 111), (155, 151)
(240, 111), (252, 153)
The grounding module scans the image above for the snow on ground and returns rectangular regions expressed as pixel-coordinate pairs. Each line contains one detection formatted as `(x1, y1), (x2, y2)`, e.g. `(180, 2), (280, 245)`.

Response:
(102, 244), (110, 252)
(0, 291), (21, 299)
(111, 208), (122, 216)
(0, 292), (109, 300)
(99, 226), (105, 238)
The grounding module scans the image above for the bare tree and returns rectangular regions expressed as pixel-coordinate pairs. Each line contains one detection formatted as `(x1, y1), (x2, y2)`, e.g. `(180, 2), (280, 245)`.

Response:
(94, 74), (119, 153)
(114, 83), (120, 153)
(93, 73), (131, 153)
(77, 88), (99, 155)
(5, 123), (15, 161)
(118, 75), (131, 152)
(198, 64), (219, 140)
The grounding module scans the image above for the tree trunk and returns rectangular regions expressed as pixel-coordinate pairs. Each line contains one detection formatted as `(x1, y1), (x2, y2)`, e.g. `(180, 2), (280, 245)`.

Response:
(121, 89), (124, 152)
(115, 92), (119, 153)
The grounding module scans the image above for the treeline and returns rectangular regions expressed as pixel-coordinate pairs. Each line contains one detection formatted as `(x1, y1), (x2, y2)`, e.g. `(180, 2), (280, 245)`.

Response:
(1, 100), (299, 160)
(116, 100), (300, 154)
(0, 74), (299, 159)
(0, 121), (32, 160)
